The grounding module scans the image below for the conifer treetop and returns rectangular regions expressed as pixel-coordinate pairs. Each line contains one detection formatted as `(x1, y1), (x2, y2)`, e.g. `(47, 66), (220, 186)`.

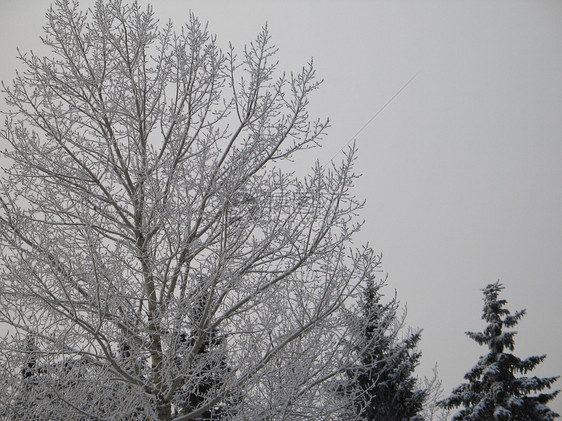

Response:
(439, 281), (560, 421)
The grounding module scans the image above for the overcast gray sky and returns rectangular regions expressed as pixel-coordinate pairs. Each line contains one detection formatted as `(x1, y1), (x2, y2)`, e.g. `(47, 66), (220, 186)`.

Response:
(2, 0), (561, 415)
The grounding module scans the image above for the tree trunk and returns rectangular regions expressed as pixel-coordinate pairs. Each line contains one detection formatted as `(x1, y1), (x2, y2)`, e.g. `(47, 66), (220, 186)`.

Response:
(157, 400), (172, 421)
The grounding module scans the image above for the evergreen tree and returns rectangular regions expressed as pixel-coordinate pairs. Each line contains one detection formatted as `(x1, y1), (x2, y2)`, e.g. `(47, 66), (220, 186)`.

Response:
(12, 339), (148, 421)
(440, 281), (560, 420)
(172, 288), (241, 419)
(172, 329), (236, 420)
(336, 279), (426, 420)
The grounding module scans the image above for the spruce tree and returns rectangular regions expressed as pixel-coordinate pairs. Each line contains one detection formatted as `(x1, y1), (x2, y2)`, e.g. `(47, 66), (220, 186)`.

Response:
(172, 288), (240, 419)
(336, 279), (426, 420)
(172, 329), (235, 420)
(440, 281), (560, 420)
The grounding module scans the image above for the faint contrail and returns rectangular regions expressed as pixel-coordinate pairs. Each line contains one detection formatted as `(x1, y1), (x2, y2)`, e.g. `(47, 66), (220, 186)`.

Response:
(324, 72), (418, 168)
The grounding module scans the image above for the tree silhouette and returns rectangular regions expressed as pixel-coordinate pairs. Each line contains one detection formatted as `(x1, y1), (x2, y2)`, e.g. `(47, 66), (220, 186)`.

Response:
(336, 278), (426, 420)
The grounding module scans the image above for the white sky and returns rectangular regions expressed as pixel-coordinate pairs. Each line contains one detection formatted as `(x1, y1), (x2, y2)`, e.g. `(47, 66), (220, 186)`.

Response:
(1, 0), (561, 415)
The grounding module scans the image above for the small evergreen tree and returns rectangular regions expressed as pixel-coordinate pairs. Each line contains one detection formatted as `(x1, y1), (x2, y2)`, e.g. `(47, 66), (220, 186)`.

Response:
(172, 288), (241, 419)
(440, 281), (560, 420)
(11, 338), (148, 420)
(336, 279), (426, 420)
(172, 329), (236, 420)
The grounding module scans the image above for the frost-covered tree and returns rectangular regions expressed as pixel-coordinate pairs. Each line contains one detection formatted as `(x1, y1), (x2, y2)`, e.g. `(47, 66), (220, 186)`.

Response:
(439, 281), (560, 420)
(335, 278), (427, 420)
(418, 366), (450, 421)
(0, 1), (377, 419)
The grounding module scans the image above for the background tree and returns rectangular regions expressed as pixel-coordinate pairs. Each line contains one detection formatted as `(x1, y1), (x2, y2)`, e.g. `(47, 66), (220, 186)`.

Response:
(439, 281), (560, 420)
(334, 278), (427, 420)
(0, 0), (376, 419)
(6, 337), (151, 420)
(172, 288), (240, 419)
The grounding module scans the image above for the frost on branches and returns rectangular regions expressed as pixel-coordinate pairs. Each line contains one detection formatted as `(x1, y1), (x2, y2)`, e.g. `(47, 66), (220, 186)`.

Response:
(0, 1), (379, 419)
(439, 282), (560, 421)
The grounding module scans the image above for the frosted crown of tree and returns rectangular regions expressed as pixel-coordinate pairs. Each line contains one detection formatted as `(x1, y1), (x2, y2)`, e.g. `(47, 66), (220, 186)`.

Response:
(0, 1), (384, 419)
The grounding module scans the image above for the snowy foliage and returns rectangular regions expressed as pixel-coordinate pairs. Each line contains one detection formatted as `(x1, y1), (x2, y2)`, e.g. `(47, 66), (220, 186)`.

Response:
(0, 1), (381, 419)
(439, 281), (560, 421)
(333, 279), (427, 420)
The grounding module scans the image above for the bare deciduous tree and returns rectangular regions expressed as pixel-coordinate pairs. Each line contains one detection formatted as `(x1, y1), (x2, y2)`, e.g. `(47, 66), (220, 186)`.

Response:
(0, 1), (380, 420)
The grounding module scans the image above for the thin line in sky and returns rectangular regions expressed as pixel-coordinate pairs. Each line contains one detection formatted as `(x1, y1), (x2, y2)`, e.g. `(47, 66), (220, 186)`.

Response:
(324, 72), (418, 168)
(212, 74), (419, 230)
